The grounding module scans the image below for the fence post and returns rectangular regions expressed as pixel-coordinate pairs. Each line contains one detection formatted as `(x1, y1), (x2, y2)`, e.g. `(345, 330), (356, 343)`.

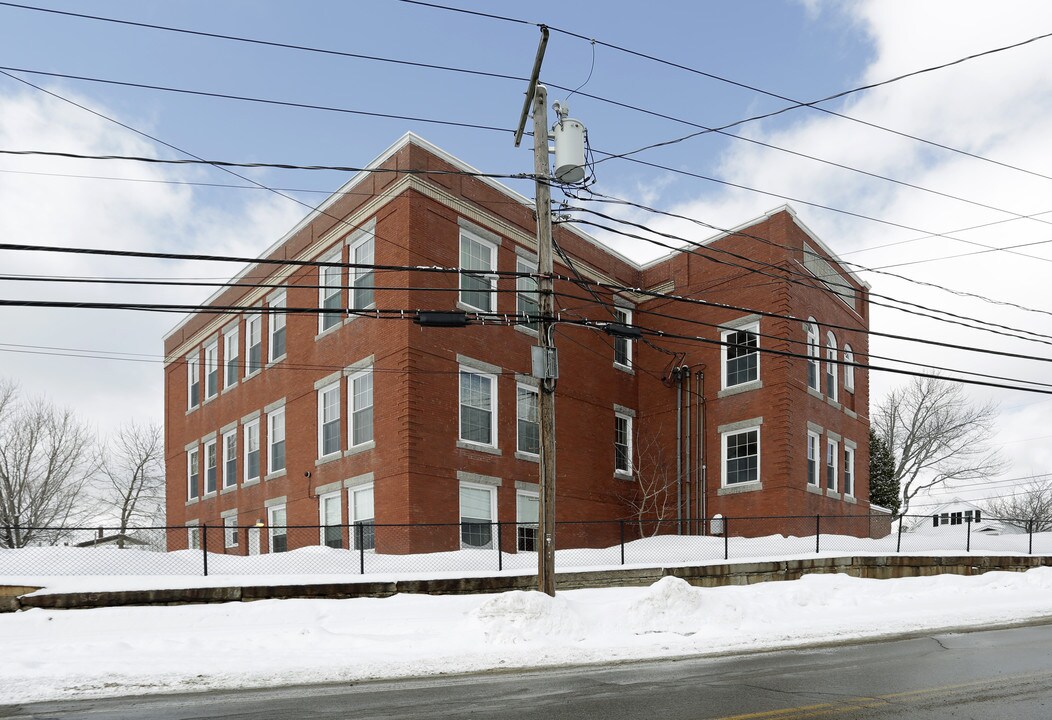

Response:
(357, 523), (365, 575)
(496, 522), (502, 572)
(620, 519), (625, 566)
(815, 514), (821, 554)
(724, 517), (729, 561)
(896, 517), (903, 553)
(1029, 519), (1034, 555)
(966, 516), (972, 553)
(202, 523), (208, 577)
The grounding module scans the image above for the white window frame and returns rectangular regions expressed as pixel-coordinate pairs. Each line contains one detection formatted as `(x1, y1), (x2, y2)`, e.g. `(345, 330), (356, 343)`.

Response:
(721, 322), (760, 390)
(318, 381), (341, 458)
(807, 430), (821, 487)
(224, 514), (238, 548)
(269, 290), (287, 362)
(245, 312), (262, 377)
(614, 412), (633, 477)
(320, 491), (343, 549)
(806, 319), (821, 391)
(613, 306), (632, 368)
(826, 438), (839, 493)
(186, 447), (200, 501)
(187, 353), (200, 410)
(459, 228), (497, 312)
(721, 426), (760, 487)
(204, 341), (219, 400)
(187, 524), (201, 551)
(268, 407), (286, 474)
(843, 344), (855, 394)
(223, 326), (239, 389)
(222, 428), (237, 490)
(459, 367), (497, 448)
(516, 490), (539, 552)
(243, 418), (260, 484)
(348, 367), (374, 448)
(350, 483), (375, 551)
(204, 438), (217, 495)
(349, 226), (375, 311)
(826, 332), (838, 402)
(844, 444), (855, 498)
(516, 383), (540, 457)
(267, 504), (287, 554)
(516, 256), (539, 333)
(319, 249), (343, 333)
(459, 482), (497, 550)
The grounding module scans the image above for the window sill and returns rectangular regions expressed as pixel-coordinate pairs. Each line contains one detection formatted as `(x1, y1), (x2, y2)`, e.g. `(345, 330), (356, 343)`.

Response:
(613, 362), (635, 375)
(718, 380), (762, 398)
(185, 498), (199, 507)
(826, 490), (841, 500)
(186, 406), (198, 417)
(316, 453), (342, 467)
(244, 476), (261, 486)
(202, 491), (217, 500)
(243, 370), (261, 383)
(456, 440), (501, 456)
(807, 386), (824, 400)
(224, 544), (238, 550)
(221, 485), (237, 495)
(344, 441), (375, 457)
(515, 451), (540, 463)
(242, 477), (260, 488)
(514, 324), (539, 339)
(456, 300), (492, 314)
(718, 481), (762, 495)
(203, 395), (218, 406)
(343, 312), (371, 326)
(844, 408), (858, 419)
(315, 322), (342, 342)
(222, 382), (238, 395)
(264, 469), (286, 481)
(266, 354), (287, 368)
(843, 494), (857, 504)
(806, 483), (823, 495)
(614, 470), (634, 482)
(826, 397), (842, 410)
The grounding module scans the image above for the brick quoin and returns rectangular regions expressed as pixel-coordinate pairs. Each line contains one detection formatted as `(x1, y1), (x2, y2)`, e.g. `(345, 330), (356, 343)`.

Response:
(163, 134), (878, 556)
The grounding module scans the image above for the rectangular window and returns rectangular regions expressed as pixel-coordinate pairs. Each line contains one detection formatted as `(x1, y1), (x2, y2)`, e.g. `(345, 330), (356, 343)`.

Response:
(723, 428), (759, 486)
(319, 250), (342, 332)
(516, 257), (539, 332)
(244, 419), (260, 483)
(318, 382), (341, 457)
(807, 431), (820, 487)
(204, 439), (217, 495)
(245, 313), (262, 376)
(516, 384), (540, 456)
(224, 515), (238, 548)
(349, 368), (374, 447)
(613, 307), (632, 367)
(223, 326), (239, 389)
(269, 291), (287, 361)
(222, 429), (237, 489)
(350, 229), (375, 311)
(268, 407), (286, 474)
(459, 229), (496, 312)
(320, 491), (342, 549)
(268, 505), (287, 553)
(187, 525), (201, 551)
(844, 445), (855, 497)
(351, 485), (375, 551)
(460, 483), (495, 549)
(614, 412), (632, 475)
(187, 447), (199, 500)
(826, 439), (838, 492)
(459, 369), (496, 447)
(187, 354), (200, 409)
(204, 341), (219, 399)
(722, 324), (759, 388)
(516, 491), (539, 552)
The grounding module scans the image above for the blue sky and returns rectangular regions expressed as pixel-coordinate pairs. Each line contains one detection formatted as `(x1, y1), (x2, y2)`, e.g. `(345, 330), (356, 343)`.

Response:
(3, 1), (1052, 508)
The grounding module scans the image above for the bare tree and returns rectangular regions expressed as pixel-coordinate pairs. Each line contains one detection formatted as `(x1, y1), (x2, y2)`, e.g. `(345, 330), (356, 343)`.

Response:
(0, 379), (96, 548)
(983, 477), (1052, 533)
(621, 431), (679, 537)
(96, 422), (166, 543)
(874, 376), (1006, 518)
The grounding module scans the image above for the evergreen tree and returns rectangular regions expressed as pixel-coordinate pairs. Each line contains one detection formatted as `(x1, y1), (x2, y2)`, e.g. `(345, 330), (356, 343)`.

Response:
(868, 429), (900, 516)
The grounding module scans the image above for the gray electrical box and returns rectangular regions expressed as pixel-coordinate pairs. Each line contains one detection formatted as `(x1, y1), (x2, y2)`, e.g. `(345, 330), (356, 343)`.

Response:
(531, 346), (559, 380)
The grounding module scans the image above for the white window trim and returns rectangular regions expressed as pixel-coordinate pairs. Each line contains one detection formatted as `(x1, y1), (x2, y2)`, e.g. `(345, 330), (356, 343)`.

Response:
(843, 344), (855, 394)
(458, 366), (498, 449)
(613, 306), (633, 368)
(186, 353), (200, 410)
(515, 256), (539, 334)
(844, 445), (856, 498)
(245, 312), (262, 378)
(317, 381), (341, 459)
(223, 514), (238, 549)
(806, 318), (821, 392)
(349, 483), (375, 551)
(243, 418), (261, 484)
(516, 382), (540, 457)
(186, 447), (200, 501)
(267, 406), (286, 475)
(826, 331), (839, 403)
(204, 340), (219, 401)
(614, 411), (633, 477)
(348, 226), (376, 311)
(319, 490), (343, 548)
(807, 430), (821, 487)
(720, 424), (761, 489)
(516, 489), (539, 551)
(223, 326), (239, 390)
(459, 481), (497, 550)
(203, 438), (218, 496)
(221, 428), (237, 490)
(187, 523), (201, 551)
(348, 366), (374, 449)
(318, 248), (343, 334)
(458, 228), (498, 312)
(267, 504), (287, 554)
(826, 438), (839, 493)
(268, 290), (287, 362)
(720, 320), (760, 391)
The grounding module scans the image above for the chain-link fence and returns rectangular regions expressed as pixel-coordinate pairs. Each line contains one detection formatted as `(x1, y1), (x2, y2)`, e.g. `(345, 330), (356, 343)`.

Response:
(0, 513), (1046, 578)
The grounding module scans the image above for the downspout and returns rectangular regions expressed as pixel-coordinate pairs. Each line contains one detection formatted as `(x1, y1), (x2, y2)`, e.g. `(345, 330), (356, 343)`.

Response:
(675, 367), (683, 535)
(684, 366), (692, 534)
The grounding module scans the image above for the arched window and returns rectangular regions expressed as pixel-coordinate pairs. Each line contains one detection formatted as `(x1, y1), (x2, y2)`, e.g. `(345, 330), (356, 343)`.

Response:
(806, 319), (820, 391)
(825, 331), (838, 402)
(843, 344), (855, 393)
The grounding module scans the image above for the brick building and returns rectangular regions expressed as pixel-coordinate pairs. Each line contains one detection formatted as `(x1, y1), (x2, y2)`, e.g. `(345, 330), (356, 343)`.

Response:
(163, 133), (875, 555)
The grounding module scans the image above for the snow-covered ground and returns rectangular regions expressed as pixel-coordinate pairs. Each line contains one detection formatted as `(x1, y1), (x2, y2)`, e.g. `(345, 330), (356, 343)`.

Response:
(4, 566), (1052, 705)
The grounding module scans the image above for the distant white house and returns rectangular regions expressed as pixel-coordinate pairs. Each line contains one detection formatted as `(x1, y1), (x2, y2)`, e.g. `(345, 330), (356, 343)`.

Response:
(910, 497), (1022, 535)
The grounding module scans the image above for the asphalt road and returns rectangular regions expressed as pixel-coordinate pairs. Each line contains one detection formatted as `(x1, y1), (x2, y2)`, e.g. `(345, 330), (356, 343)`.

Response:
(5, 622), (1052, 719)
